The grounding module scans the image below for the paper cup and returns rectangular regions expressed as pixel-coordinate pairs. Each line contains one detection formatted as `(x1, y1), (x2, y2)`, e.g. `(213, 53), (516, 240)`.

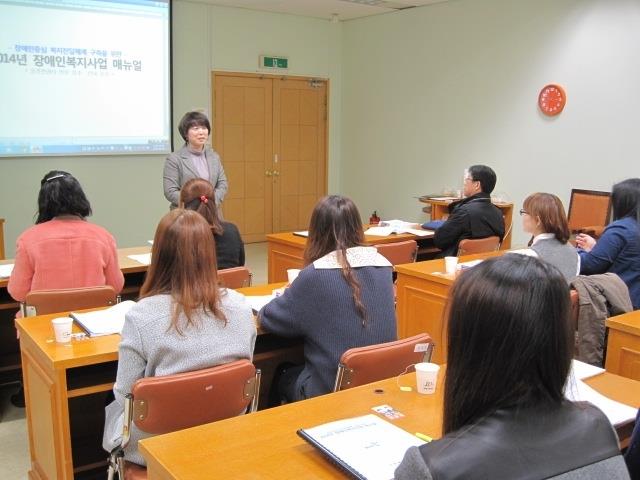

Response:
(444, 256), (458, 274)
(415, 362), (440, 394)
(287, 269), (301, 284)
(52, 317), (73, 343)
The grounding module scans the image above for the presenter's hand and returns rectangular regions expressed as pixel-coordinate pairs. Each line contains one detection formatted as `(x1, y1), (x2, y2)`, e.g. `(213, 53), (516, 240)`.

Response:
(575, 233), (596, 252)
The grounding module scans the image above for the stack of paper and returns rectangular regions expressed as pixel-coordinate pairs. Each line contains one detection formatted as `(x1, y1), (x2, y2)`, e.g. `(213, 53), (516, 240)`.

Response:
(365, 220), (432, 237)
(298, 414), (424, 480)
(127, 253), (151, 265)
(71, 300), (136, 337)
(0, 264), (14, 278)
(243, 294), (275, 313)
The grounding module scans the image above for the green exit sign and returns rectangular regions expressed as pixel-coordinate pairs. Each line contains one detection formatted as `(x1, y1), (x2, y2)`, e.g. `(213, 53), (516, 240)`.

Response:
(260, 55), (288, 69)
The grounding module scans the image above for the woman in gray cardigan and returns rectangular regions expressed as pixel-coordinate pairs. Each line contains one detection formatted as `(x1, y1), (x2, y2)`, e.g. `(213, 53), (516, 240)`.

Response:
(520, 192), (579, 282)
(102, 210), (255, 466)
(259, 195), (396, 403)
(163, 111), (228, 210)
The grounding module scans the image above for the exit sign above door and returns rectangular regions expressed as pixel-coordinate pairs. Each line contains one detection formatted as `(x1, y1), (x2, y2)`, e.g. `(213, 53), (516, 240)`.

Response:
(260, 55), (288, 70)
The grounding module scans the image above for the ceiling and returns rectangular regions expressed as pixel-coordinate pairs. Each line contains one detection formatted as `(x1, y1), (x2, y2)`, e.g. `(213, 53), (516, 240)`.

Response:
(201, 0), (450, 21)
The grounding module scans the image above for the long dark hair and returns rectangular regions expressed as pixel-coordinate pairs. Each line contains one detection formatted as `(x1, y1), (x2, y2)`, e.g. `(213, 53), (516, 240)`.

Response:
(612, 178), (640, 223)
(36, 171), (92, 224)
(180, 178), (224, 235)
(443, 254), (572, 434)
(141, 210), (225, 334)
(523, 192), (570, 245)
(303, 195), (367, 322)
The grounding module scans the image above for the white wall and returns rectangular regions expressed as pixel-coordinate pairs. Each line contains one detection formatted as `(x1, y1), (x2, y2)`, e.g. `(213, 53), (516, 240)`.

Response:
(341, 0), (640, 246)
(0, 3), (340, 257)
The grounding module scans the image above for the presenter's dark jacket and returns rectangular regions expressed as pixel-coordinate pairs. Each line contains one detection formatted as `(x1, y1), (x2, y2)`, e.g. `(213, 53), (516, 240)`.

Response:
(433, 192), (504, 257)
(395, 401), (629, 480)
(163, 145), (228, 209)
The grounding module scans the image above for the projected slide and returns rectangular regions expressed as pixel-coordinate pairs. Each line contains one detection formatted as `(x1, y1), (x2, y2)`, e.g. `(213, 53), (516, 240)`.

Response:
(0, 0), (171, 156)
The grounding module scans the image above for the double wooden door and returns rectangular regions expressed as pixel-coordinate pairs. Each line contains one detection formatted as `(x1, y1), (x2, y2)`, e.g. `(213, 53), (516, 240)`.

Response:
(213, 72), (327, 242)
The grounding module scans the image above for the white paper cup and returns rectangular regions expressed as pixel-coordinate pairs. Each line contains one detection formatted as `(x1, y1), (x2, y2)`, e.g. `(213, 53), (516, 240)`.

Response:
(444, 256), (458, 274)
(415, 362), (440, 394)
(287, 268), (301, 284)
(52, 317), (73, 343)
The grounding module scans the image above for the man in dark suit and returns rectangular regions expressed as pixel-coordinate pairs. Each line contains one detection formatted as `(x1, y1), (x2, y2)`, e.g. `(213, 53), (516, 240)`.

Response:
(433, 165), (504, 257)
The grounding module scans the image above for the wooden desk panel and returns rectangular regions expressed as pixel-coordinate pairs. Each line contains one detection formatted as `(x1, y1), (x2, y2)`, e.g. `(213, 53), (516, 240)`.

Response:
(139, 370), (640, 480)
(396, 252), (503, 364)
(15, 282), (292, 480)
(606, 310), (640, 380)
(267, 230), (432, 283)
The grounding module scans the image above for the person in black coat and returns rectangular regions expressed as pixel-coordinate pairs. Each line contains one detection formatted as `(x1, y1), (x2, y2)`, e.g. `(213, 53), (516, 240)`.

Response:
(433, 164), (504, 257)
(180, 178), (245, 270)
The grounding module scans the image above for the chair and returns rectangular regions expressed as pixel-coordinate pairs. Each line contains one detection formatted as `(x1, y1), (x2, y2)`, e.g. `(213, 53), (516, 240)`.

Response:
(217, 266), (252, 289)
(456, 236), (501, 256)
(374, 240), (418, 265)
(333, 333), (434, 392)
(107, 359), (261, 480)
(567, 189), (612, 238)
(23, 285), (118, 317)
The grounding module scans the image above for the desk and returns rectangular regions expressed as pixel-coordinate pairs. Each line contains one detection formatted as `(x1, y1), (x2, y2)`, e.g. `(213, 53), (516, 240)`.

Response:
(15, 282), (296, 480)
(395, 252), (502, 364)
(0, 246), (152, 383)
(419, 197), (513, 249)
(606, 310), (640, 381)
(139, 370), (640, 479)
(267, 230), (433, 283)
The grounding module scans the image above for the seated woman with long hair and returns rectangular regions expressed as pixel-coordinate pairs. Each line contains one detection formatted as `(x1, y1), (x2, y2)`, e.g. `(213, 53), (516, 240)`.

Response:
(576, 178), (640, 309)
(9, 170), (124, 303)
(102, 210), (256, 467)
(259, 195), (396, 403)
(180, 178), (245, 270)
(520, 192), (579, 282)
(395, 255), (628, 479)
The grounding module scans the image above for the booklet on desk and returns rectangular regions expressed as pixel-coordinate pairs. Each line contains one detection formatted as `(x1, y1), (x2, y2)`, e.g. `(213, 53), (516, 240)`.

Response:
(70, 300), (136, 337)
(297, 414), (425, 480)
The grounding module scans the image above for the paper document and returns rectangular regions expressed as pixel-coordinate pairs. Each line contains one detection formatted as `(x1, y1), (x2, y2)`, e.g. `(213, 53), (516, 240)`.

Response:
(565, 376), (637, 426)
(244, 294), (274, 313)
(458, 259), (483, 269)
(71, 300), (136, 337)
(0, 263), (14, 278)
(428, 196), (459, 201)
(365, 220), (430, 237)
(570, 359), (605, 381)
(127, 253), (151, 265)
(297, 414), (424, 480)
(293, 231), (309, 238)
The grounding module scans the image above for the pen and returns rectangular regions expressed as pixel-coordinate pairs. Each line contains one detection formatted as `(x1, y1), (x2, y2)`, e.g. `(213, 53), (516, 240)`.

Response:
(415, 432), (432, 442)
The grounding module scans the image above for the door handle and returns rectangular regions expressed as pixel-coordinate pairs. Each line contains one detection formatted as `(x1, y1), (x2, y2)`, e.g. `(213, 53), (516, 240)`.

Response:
(265, 170), (273, 177)
(273, 170), (280, 176)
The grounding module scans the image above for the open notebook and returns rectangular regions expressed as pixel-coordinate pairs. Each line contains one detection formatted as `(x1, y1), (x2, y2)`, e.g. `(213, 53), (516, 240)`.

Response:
(70, 301), (136, 337)
(298, 414), (424, 480)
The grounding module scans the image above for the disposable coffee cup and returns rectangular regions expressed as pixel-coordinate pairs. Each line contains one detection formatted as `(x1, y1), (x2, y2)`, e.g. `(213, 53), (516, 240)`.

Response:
(415, 362), (440, 394)
(444, 256), (458, 274)
(287, 269), (301, 284)
(52, 317), (73, 343)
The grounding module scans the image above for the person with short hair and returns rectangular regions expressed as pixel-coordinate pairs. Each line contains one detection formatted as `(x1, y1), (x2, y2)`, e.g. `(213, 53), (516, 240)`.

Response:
(259, 195), (396, 403)
(433, 165), (505, 257)
(576, 178), (640, 309)
(102, 210), (255, 467)
(163, 111), (228, 210)
(180, 178), (245, 269)
(520, 192), (579, 282)
(8, 170), (124, 303)
(395, 255), (629, 480)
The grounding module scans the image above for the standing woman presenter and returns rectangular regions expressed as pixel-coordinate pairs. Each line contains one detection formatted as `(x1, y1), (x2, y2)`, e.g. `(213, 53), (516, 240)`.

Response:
(163, 111), (228, 210)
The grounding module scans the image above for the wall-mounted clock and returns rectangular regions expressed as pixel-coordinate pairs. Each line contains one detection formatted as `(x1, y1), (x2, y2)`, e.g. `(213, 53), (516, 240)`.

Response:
(538, 84), (566, 116)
